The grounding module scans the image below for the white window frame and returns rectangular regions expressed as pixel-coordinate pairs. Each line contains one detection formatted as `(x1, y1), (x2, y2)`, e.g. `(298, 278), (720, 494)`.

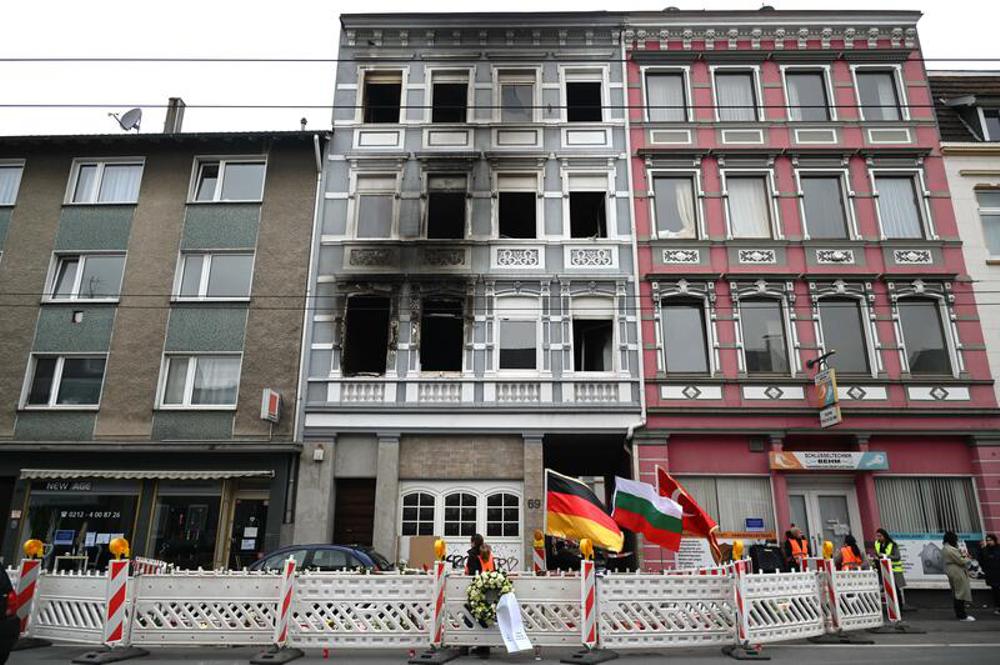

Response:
(720, 168), (782, 240)
(493, 171), (543, 239)
(172, 251), (255, 302)
(814, 294), (879, 378)
(560, 65), (610, 124)
(357, 67), (408, 125)
(562, 169), (614, 239)
(659, 293), (716, 376)
(398, 481), (523, 546)
(894, 294), (960, 378)
(20, 353), (108, 410)
(64, 157), (145, 205)
(794, 168), (859, 240)
(156, 353), (243, 410)
(425, 67), (474, 124)
(850, 64), (909, 122)
(348, 170), (402, 239)
(710, 65), (764, 122)
(978, 107), (1000, 141)
(869, 168), (936, 240)
(43, 252), (127, 303)
(780, 65), (837, 122)
(399, 490), (437, 536)
(422, 172), (470, 239)
(976, 188), (1000, 258)
(493, 66), (542, 124)
(188, 156), (267, 203)
(568, 296), (617, 375)
(494, 295), (542, 374)
(641, 65), (692, 123)
(648, 168), (704, 240)
(0, 159), (25, 206)
(737, 295), (796, 376)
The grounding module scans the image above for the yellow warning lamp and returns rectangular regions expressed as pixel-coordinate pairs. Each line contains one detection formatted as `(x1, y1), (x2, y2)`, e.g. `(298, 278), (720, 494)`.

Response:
(434, 538), (446, 562)
(580, 538), (594, 561)
(109, 536), (131, 560)
(822, 540), (834, 560)
(732, 539), (744, 561)
(533, 529), (545, 549)
(23, 539), (44, 559)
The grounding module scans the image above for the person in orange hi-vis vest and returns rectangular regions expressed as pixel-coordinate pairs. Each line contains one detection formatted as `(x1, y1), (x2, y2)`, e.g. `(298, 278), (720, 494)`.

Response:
(835, 534), (867, 571)
(464, 533), (495, 575)
(783, 525), (810, 571)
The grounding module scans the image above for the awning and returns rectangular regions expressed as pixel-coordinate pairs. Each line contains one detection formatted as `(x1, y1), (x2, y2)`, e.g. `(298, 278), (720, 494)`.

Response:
(19, 469), (275, 481)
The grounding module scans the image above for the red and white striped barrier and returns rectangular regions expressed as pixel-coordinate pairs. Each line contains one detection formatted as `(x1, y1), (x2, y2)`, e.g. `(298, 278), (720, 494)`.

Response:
(730, 559), (751, 647)
(878, 557), (900, 624)
(14, 558), (41, 636)
(820, 559), (842, 633)
(580, 559), (597, 649)
(532, 546), (546, 575)
(430, 560), (446, 648)
(273, 556), (297, 647)
(103, 559), (130, 646)
(132, 557), (168, 576)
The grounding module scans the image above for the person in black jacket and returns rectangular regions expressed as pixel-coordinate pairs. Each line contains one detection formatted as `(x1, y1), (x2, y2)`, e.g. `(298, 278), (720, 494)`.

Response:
(980, 533), (1000, 615)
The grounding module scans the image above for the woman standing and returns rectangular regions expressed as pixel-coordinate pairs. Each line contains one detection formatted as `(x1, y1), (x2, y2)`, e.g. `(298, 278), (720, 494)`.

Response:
(875, 528), (909, 610)
(943, 531), (975, 621)
(980, 534), (1000, 615)
(834, 534), (867, 571)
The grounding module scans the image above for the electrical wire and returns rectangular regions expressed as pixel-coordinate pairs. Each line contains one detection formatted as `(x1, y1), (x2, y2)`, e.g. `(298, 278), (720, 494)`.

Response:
(1, 56), (1000, 64)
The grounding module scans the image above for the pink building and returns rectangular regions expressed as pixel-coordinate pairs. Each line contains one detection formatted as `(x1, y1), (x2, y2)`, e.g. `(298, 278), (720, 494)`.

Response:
(624, 10), (1000, 586)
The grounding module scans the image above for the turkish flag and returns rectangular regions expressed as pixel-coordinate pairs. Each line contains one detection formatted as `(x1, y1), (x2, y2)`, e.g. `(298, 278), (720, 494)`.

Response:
(656, 467), (723, 563)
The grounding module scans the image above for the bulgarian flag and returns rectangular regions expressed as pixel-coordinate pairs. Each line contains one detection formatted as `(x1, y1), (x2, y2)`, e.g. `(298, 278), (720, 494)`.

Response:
(611, 477), (683, 551)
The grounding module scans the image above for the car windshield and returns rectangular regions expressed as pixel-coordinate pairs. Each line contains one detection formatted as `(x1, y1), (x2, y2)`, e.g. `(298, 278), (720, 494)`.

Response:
(362, 547), (392, 570)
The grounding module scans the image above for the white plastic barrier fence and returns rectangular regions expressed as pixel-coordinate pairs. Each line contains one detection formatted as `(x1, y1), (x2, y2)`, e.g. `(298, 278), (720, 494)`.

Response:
(827, 566), (883, 632)
(29, 570), (108, 645)
(739, 569), (826, 644)
(132, 557), (169, 576)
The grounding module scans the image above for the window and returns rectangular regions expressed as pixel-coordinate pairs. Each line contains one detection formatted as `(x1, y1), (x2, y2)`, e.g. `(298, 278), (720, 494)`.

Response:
(653, 176), (697, 238)
(818, 299), (870, 374)
(800, 175), (849, 239)
(497, 174), (537, 239)
(401, 492), (435, 536)
(25, 355), (106, 407)
(975, 190), (1000, 256)
(785, 70), (831, 121)
(498, 70), (535, 123)
(193, 159), (265, 202)
(566, 81), (603, 122)
(176, 253), (253, 299)
(150, 489), (221, 570)
(982, 108), (1000, 141)
(740, 298), (789, 374)
(426, 175), (466, 239)
(362, 71), (402, 124)
(49, 254), (125, 300)
(497, 297), (537, 371)
(569, 192), (607, 238)
(309, 549), (354, 571)
(875, 175), (924, 238)
(573, 319), (613, 372)
(69, 161), (142, 203)
(342, 295), (391, 377)
(161, 355), (241, 407)
(260, 549), (307, 571)
(486, 493), (520, 537)
(856, 70), (902, 121)
(420, 298), (464, 372)
(898, 298), (952, 375)
(431, 71), (468, 123)
(0, 163), (24, 205)
(715, 70), (758, 122)
(443, 492), (477, 537)
(726, 175), (772, 238)
(876, 477), (981, 534)
(354, 174), (397, 238)
(662, 299), (710, 374)
(646, 72), (687, 122)
(675, 476), (775, 535)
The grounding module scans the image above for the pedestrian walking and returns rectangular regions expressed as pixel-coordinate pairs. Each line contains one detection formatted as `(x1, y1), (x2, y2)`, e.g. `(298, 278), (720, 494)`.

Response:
(943, 531), (975, 621)
(835, 534), (866, 570)
(875, 528), (911, 610)
(979, 533), (1000, 615)
(464, 533), (495, 575)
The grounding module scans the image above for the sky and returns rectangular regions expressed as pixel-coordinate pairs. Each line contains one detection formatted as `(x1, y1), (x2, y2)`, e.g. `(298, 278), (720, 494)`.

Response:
(1, 0), (997, 136)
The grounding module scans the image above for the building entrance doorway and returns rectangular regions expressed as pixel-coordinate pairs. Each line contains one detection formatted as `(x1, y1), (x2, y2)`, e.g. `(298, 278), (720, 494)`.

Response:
(786, 476), (863, 555)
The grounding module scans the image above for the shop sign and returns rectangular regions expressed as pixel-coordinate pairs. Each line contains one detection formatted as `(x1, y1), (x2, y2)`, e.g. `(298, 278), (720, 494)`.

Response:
(43, 481), (93, 492)
(260, 388), (281, 423)
(769, 451), (888, 471)
(815, 368), (842, 428)
(745, 517), (766, 532)
(890, 532), (988, 589)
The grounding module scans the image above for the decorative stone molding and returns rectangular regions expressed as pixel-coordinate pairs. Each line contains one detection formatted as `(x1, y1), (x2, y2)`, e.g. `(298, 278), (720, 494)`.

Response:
(495, 382), (541, 403)
(837, 386), (888, 401)
(348, 247), (397, 267)
(622, 24), (915, 51)
(737, 248), (777, 264)
(422, 248), (467, 268)
(742, 385), (806, 400)
(341, 382), (387, 403)
(494, 247), (541, 269)
(907, 386), (971, 401)
(567, 247), (616, 268)
(893, 249), (932, 265)
(660, 385), (723, 400)
(662, 248), (700, 264)
(573, 383), (619, 403)
(816, 249), (855, 264)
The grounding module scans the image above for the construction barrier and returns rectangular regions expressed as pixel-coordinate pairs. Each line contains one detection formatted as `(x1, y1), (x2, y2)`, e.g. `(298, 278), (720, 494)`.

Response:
(29, 570), (108, 645)
(14, 559), (41, 636)
(132, 557), (169, 576)
(739, 568), (826, 644)
(878, 556), (901, 624)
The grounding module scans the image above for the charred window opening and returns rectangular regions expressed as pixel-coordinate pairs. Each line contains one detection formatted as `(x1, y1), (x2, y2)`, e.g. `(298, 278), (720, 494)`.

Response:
(432, 78), (468, 123)
(420, 298), (464, 372)
(426, 175), (467, 239)
(363, 72), (402, 124)
(566, 81), (603, 122)
(569, 192), (607, 238)
(573, 318), (613, 372)
(498, 192), (536, 238)
(342, 295), (390, 376)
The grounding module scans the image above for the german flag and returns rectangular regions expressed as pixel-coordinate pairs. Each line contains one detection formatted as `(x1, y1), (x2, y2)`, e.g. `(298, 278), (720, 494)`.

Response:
(545, 469), (624, 552)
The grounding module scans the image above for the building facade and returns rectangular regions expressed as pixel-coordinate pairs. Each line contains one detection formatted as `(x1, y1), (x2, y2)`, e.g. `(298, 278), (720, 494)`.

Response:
(624, 10), (1000, 585)
(295, 13), (643, 567)
(0, 128), (323, 569)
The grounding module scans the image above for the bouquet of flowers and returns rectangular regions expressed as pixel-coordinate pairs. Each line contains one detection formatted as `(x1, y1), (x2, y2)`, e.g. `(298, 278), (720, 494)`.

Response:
(466, 570), (514, 627)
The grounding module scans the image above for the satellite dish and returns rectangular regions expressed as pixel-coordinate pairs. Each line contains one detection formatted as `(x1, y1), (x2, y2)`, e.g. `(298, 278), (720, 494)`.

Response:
(109, 108), (142, 132)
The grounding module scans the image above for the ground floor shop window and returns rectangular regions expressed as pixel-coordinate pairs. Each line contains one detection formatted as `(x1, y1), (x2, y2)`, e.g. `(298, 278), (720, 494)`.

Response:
(875, 477), (981, 535)
(150, 481), (221, 570)
(674, 475), (775, 536)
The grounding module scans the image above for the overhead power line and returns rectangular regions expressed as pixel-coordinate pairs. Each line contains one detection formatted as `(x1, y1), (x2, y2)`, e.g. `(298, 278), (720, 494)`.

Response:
(1, 56), (1000, 63)
(0, 103), (973, 110)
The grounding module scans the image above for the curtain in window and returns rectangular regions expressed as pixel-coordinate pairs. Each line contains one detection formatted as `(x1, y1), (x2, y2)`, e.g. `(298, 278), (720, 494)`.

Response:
(191, 357), (240, 405)
(98, 164), (142, 202)
(858, 72), (900, 121)
(716, 73), (756, 122)
(876, 176), (923, 238)
(0, 167), (21, 204)
(785, 73), (828, 122)
(727, 177), (771, 237)
(717, 478), (774, 534)
(876, 477), (981, 534)
(653, 177), (696, 238)
(646, 74), (686, 122)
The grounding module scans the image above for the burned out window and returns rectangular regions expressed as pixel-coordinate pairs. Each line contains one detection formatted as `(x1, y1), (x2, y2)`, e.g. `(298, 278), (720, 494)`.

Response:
(566, 80), (602, 122)
(573, 318), (613, 372)
(426, 175), (467, 239)
(497, 174), (537, 239)
(431, 71), (468, 123)
(342, 295), (391, 376)
(362, 71), (403, 124)
(420, 298), (464, 372)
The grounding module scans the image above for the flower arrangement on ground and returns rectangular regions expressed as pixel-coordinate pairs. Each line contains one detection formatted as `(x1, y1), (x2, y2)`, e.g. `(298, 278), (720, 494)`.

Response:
(466, 570), (514, 626)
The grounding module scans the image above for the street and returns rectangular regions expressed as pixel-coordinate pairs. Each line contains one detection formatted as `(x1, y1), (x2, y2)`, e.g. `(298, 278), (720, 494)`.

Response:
(11, 610), (1000, 665)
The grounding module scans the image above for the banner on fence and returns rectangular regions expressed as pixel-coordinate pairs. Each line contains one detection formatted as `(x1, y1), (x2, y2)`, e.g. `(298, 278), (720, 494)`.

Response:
(496, 593), (532, 653)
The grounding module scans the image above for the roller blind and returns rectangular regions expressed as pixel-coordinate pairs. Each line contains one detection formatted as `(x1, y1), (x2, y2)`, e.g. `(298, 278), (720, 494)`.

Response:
(876, 477), (981, 534)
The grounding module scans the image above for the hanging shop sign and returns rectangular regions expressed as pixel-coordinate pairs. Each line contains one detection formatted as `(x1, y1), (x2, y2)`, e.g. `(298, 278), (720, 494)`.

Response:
(769, 451), (888, 471)
(814, 368), (842, 428)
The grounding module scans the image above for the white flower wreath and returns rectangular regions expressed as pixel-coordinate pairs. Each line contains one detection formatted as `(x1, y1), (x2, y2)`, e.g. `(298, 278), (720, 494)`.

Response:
(466, 570), (514, 626)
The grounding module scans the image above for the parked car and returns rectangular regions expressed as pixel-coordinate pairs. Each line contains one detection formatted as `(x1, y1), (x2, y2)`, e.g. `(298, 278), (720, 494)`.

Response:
(1, 568), (19, 664)
(248, 544), (392, 572)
